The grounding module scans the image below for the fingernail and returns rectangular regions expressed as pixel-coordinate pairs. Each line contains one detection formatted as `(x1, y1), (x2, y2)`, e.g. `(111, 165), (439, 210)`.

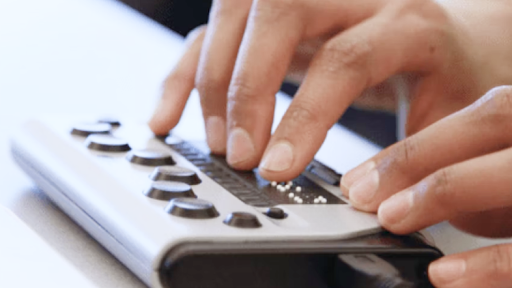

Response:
(429, 259), (466, 285)
(259, 141), (294, 172)
(341, 161), (376, 192)
(349, 169), (379, 206)
(227, 127), (255, 165)
(205, 116), (226, 153)
(378, 190), (413, 225)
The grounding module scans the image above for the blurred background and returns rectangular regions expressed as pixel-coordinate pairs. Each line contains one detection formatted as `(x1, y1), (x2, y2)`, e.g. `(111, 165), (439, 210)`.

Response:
(118, 0), (398, 148)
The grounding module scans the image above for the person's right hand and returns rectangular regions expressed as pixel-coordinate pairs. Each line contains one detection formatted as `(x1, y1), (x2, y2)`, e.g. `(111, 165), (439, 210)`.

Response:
(149, 0), (512, 182)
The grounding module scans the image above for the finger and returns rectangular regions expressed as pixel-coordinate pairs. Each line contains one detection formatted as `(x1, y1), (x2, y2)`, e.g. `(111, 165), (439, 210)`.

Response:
(258, 7), (446, 181)
(428, 244), (512, 288)
(149, 26), (206, 135)
(225, 0), (388, 170)
(342, 86), (512, 211)
(377, 146), (512, 234)
(225, 0), (305, 169)
(195, 0), (253, 154)
(449, 208), (512, 238)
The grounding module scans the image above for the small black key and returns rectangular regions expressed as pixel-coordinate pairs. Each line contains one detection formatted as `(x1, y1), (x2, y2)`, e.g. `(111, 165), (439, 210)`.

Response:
(144, 181), (195, 201)
(150, 166), (201, 185)
(264, 207), (287, 219)
(85, 134), (130, 152)
(97, 117), (121, 127)
(165, 198), (219, 219)
(127, 150), (175, 166)
(71, 123), (111, 137)
(223, 212), (262, 228)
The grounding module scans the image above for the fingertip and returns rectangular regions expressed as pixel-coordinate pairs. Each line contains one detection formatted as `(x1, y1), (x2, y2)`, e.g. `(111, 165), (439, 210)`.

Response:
(226, 127), (259, 170)
(377, 191), (414, 233)
(341, 161), (376, 192)
(259, 141), (294, 173)
(149, 99), (176, 136)
(340, 180), (350, 197)
(428, 258), (466, 287)
(205, 116), (227, 155)
(258, 167), (303, 183)
(257, 140), (314, 182)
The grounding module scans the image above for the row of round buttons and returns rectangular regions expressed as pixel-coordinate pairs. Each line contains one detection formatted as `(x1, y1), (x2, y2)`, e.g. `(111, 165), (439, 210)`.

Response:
(72, 122), (268, 227)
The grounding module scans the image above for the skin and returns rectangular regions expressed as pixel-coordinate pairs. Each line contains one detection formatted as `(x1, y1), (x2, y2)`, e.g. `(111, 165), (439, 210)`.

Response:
(149, 0), (512, 286)
(343, 86), (512, 288)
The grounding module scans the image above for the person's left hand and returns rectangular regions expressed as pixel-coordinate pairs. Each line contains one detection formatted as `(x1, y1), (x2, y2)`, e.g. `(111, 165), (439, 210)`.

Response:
(342, 86), (512, 288)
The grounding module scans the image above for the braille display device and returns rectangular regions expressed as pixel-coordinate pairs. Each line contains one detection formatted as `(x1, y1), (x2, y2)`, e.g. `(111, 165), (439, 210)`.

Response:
(11, 115), (442, 288)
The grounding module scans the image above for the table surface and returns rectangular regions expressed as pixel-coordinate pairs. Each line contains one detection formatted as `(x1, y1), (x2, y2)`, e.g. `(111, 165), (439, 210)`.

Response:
(0, 0), (509, 287)
(0, 206), (98, 287)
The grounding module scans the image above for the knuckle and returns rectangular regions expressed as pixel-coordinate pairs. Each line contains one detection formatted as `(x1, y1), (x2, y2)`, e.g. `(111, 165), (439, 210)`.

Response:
(385, 136), (421, 180)
(472, 86), (512, 132)
(427, 168), (455, 210)
(227, 78), (260, 108)
(316, 35), (372, 79)
(284, 101), (325, 131)
(387, 0), (452, 61)
(195, 72), (229, 100)
(489, 245), (512, 278)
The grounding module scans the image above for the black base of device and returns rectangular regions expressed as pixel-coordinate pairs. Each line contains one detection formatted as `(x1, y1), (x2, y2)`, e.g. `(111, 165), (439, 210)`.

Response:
(160, 232), (442, 288)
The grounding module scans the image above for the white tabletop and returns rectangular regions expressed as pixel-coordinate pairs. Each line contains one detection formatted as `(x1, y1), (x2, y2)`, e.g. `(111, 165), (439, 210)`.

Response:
(0, 206), (98, 287)
(1, 0), (509, 287)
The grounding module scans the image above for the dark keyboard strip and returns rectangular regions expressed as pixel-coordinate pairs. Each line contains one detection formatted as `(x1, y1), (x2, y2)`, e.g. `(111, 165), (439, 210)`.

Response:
(161, 139), (345, 207)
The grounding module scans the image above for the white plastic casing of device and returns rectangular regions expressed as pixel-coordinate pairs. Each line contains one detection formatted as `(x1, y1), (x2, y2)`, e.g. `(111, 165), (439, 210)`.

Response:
(11, 114), (381, 288)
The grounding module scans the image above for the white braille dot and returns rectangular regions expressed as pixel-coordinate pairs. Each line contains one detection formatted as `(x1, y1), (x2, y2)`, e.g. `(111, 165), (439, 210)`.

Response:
(288, 193), (294, 198)
(297, 199), (303, 204)
(277, 184), (283, 190)
(314, 199), (320, 204)
(294, 196), (300, 201)
(271, 181), (277, 187)
(285, 184), (292, 190)
(287, 181), (293, 186)
(295, 187), (302, 192)
(321, 198), (327, 204)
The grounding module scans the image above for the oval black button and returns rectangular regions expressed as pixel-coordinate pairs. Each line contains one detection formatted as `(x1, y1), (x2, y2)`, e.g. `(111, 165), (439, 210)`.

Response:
(71, 123), (111, 137)
(224, 212), (262, 228)
(85, 135), (131, 152)
(127, 150), (175, 166)
(150, 166), (201, 185)
(144, 181), (195, 201)
(165, 198), (219, 219)
(98, 117), (121, 127)
(264, 207), (287, 219)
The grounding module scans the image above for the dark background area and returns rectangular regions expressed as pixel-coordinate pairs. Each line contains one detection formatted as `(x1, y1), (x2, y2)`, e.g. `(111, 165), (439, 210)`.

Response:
(118, 0), (397, 147)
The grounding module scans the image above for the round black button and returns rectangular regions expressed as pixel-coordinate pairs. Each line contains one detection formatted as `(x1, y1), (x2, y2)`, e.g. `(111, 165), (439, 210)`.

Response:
(85, 135), (131, 152)
(223, 212), (262, 228)
(127, 150), (175, 166)
(165, 198), (219, 219)
(71, 123), (111, 137)
(144, 181), (195, 201)
(150, 166), (201, 185)
(264, 207), (287, 219)
(98, 117), (121, 127)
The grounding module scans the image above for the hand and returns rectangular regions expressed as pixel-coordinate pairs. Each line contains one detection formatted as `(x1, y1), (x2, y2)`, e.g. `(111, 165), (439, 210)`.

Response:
(342, 86), (512, 287)
(150, 0), (512, 182)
